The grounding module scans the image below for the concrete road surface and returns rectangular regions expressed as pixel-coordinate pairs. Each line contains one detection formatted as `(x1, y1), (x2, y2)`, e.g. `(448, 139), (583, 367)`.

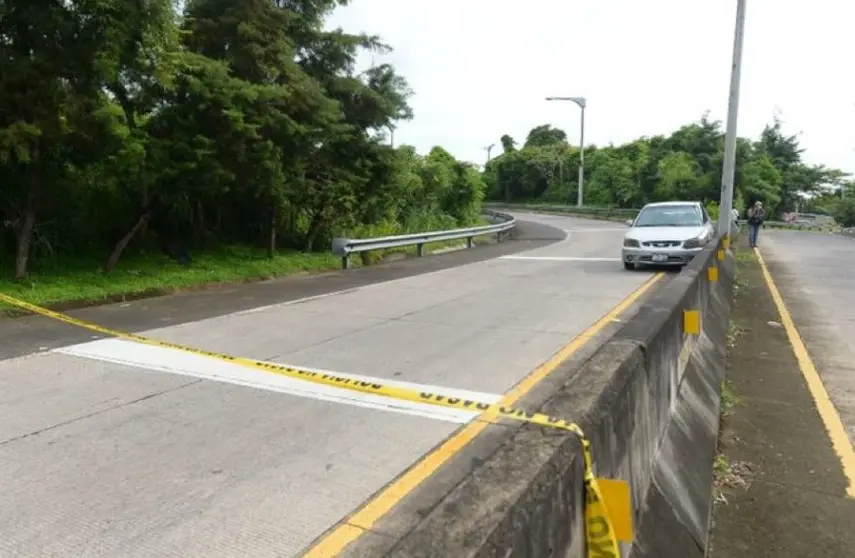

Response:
(1, 213), (663, 557)
(760, 231), (855, 447)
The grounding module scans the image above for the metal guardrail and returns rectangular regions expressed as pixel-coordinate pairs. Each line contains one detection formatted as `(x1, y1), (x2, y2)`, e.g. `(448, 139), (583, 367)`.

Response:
(484, 202), (639, 220)
(738, 219), (829, 230)
(736, 220), (855, 237)
(331, 210), (517, 269)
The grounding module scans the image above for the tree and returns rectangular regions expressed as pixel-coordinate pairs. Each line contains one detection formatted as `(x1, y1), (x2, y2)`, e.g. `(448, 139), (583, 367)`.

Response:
(833, 197), (855, 228)
(524, 125), (567, 148)
(0, 1), (135, 277)
(500, 134), (517, 153)
(483, 114), (845, 225)
(741, 155), (782, 212)
(0, 0), (481, 279)
(656, 152), (700, 201)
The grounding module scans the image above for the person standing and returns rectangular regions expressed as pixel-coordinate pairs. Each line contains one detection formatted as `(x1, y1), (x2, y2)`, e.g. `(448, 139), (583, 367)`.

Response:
(746, 201), (765, 249)
(731, 207), (740, 238)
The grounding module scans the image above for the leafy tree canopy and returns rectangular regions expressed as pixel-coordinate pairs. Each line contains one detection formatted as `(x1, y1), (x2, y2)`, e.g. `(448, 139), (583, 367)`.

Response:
(483, 114), (850, 221)
(0, 0), (483, 278)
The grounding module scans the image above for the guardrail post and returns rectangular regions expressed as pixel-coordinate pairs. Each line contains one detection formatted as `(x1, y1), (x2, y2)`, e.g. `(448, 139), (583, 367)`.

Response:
(467, 236), (474, 249)
(496, 231), (502, 243)
(417, 243), (424, 257)
(341, 255), (350, 269)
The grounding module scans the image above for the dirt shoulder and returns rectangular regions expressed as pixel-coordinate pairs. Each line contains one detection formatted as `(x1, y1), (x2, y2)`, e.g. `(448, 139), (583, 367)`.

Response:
(708, 245), (855, 556)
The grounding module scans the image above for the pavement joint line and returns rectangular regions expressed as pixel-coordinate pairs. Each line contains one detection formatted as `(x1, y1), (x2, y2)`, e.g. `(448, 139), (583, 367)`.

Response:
(0, 378), (202, 447)
(498, 255), (624, 262)
(300, 271), (664, 557)
(561, 228), (628, 233)
(755, 247), (855, 499)
(758, 477), (852, 500)
(739, 394), (815, 408)
(54, 338), (502, 425)
(249, 261), (524, 333)
(132, 277), (500, 363)
(232, 287), (363, 316)
(252, 280), (505, 358)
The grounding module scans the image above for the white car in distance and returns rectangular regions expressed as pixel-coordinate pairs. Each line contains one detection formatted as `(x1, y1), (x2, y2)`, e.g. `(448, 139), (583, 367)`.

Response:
(621, 201), (715, 270)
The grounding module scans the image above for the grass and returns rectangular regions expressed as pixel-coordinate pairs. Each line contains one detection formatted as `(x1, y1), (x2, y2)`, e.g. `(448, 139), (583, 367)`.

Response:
(358, 226), (495, 265)
(735, 248), (756, 264)
(713, 245), (755, 502)
(731, 248), (755, 297)
(721, 379), (742, 413)
(0, 216), (502, 312)
(0, 245), (343, 310)
(726, 321), (745, 349)
(714, 454), (731, 479)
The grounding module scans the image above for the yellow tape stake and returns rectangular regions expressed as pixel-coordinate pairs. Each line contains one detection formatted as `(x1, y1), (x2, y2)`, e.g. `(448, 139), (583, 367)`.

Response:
(0, 293), (630, 555)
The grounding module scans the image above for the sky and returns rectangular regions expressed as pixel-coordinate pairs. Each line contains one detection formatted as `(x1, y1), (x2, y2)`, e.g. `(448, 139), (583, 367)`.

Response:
(325, 0), (855, 175)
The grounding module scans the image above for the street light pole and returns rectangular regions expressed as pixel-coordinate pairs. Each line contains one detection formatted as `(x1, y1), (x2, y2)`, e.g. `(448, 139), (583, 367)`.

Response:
(485, 143), (495, 164)
(577, 103), (586, 207)
(546, 96), (587, 207)
(718, 0), (748, 240)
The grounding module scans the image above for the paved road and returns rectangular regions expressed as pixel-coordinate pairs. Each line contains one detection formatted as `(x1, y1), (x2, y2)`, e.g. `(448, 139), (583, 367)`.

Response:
(709, 238), (855, 558)
(760, 231), (855, 447)
(0, 213), (662, 557)
(0, 218), (564, 361)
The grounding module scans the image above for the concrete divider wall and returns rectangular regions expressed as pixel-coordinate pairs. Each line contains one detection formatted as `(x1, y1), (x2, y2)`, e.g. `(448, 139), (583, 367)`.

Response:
(382, 242), (733, 558)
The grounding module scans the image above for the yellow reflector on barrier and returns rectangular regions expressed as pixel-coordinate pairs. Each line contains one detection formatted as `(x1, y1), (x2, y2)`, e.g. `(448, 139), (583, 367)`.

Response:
(716, 249), (725, 261)
(722, 236), (730, 250)
(707, 266), (719, 282)
(598, 478), (633, 542)
(684, 309), (701, 335)
(585, 476), (621, 556)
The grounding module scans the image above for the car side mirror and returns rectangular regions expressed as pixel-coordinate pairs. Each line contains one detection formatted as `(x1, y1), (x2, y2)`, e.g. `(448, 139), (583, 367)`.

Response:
(625, 219), (634, 227)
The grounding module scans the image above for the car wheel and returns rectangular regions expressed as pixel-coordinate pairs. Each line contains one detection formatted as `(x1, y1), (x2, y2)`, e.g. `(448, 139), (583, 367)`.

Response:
(623, 262), (635, 271)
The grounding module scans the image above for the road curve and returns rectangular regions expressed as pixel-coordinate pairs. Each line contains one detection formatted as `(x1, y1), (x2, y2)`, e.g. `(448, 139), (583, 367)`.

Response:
(0, 213), (662, 557)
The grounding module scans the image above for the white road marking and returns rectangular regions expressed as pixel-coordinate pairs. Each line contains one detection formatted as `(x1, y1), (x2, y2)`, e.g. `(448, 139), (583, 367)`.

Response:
(233, 288), (361, 316)
(55, 338), (500, 424)
(499, 256), (622, 262)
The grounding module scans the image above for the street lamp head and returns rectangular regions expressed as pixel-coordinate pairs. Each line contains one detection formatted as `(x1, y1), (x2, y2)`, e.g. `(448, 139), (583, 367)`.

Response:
(546, 96), (586, 108)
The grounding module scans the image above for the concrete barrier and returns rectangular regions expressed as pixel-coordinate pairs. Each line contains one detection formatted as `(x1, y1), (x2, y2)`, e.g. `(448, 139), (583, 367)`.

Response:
(370, 241), (733, 557)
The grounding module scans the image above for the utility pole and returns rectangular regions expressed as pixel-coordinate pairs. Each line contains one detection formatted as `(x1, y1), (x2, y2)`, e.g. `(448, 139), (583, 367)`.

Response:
(388, 123), (396, 148)
(485, 143), (495, 164)
(718, 0), (748, 241)
(546, 96), (586, 207)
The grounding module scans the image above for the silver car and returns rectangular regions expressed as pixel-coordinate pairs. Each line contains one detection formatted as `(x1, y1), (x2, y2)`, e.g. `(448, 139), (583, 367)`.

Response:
(621, 201), (716, 270)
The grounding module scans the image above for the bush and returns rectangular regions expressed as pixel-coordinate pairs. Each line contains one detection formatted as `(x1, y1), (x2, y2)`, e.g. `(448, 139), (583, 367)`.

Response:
(834, 198), (855, 228)
(705, 201), (720, 221)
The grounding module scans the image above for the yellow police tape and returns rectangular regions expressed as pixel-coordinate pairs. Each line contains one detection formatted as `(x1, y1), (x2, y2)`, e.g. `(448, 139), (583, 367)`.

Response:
(0, 292), (631, 555)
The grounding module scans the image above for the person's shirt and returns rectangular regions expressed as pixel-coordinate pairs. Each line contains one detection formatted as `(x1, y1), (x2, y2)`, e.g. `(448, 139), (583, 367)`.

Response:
(747, 207), (765, 224)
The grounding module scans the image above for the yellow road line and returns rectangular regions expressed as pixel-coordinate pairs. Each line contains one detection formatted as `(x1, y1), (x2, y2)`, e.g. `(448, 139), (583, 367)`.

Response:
(302, 272), (664, 557)
(755, 248), (855, 498)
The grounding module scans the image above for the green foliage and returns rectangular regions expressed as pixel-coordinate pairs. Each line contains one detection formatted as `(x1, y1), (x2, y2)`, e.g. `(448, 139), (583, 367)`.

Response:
(833, 197), (855, 228)
(706, 201), (720, 221)
(0, 0), (484, 280)
(486, 114), (848, 222)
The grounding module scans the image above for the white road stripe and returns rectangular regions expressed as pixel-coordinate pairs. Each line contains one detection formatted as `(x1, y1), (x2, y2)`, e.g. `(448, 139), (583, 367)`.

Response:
(499, 256), (622, 262)
(232, 288), (361, 316)
(55, 339), (500, 424)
